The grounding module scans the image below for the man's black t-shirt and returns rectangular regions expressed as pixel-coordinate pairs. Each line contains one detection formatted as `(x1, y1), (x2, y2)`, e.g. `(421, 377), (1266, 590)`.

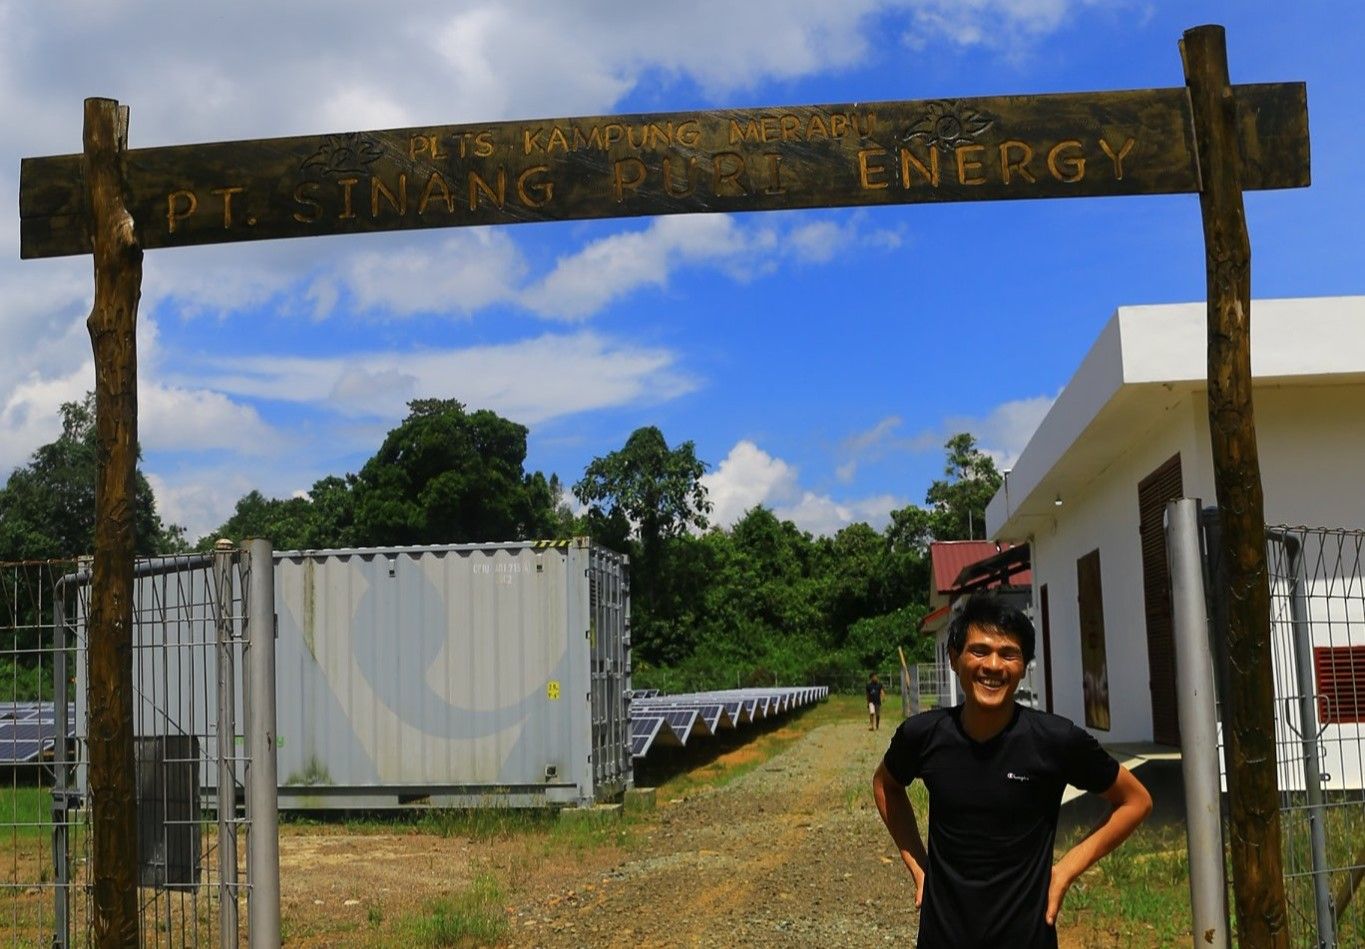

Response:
(882, 705), (1119, 949)
(866, 680), (884, 706)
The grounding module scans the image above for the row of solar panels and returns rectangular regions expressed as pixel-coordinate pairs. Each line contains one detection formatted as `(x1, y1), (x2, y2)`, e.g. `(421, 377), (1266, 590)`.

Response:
(628, 686), (828, 759)
(0, 703), (75, 764)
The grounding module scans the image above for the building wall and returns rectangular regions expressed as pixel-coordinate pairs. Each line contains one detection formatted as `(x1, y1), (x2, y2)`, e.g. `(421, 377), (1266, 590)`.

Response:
(1190, 384), (1365, 530)
(1030, 383), (1365, 744)
(1028, 399), (1203, 743)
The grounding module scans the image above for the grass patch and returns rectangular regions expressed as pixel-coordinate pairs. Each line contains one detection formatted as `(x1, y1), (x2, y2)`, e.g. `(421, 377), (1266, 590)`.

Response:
(398, 873), (506, 947)
(548, 809), (634, 856)
(1061, 822), (1191, 945)
(0, 785), (52, 840)
(414, 807), (559, 841)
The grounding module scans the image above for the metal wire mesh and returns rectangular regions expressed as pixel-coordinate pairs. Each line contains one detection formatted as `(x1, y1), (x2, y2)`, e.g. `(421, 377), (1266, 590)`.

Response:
(0, 560), (83, 947)
(1215, 526), (1365, 948)
(1267, 527), (1365, 947)
(0, 552), (261, 947)
(110, 552), (248, 948)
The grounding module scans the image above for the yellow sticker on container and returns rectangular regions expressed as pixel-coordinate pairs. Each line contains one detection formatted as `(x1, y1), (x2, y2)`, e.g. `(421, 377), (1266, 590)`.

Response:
(547, 680), (561, 700)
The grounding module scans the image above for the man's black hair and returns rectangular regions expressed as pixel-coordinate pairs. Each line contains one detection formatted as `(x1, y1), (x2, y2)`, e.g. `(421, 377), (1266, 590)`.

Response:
(946, 591), (1036, 664)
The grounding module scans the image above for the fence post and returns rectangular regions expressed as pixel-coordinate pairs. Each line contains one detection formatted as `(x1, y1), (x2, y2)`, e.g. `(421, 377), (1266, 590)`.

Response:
(1166, 498), (1231, 948)
(1280, 530), (1337, 948)
(213, 540), (240, 947)
(52, 579), (75, 949)
(243, 538), (281, 947)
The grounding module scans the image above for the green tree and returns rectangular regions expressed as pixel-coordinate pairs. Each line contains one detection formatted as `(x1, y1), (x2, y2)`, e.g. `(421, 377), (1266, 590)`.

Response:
(349, 399), (559, 545)
(301, 474), (357, 548)
(198, 489), (317, 551)
(573, 426), (711, 552)
(844, 604), (932, 670)
(0, 394), (183, 559)
(924, 432), (1002, 541)
(574, 427), (712, 663)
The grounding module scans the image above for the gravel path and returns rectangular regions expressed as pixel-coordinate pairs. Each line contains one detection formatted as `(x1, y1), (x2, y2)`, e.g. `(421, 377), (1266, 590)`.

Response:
(509, 719), (922, 947)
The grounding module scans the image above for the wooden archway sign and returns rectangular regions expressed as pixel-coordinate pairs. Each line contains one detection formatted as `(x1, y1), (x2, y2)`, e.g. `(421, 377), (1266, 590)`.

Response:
(20, 24), (1305, 947)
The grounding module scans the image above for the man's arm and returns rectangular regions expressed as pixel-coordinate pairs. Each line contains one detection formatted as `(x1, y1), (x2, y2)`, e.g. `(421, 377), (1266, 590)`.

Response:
(1046, 765), (1153, 925)
(872, 760), (929, 907)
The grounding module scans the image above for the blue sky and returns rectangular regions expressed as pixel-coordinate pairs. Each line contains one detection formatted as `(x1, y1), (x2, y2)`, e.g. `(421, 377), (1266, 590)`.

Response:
(3, 1), (1362, 542)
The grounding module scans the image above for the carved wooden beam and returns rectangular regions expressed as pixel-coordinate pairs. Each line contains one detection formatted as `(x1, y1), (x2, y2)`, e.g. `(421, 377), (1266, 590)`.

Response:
(22, 84), (1307, 259)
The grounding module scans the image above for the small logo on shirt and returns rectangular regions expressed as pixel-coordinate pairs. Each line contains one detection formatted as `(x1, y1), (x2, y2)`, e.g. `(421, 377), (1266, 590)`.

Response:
(1006, 772), (1031, 782)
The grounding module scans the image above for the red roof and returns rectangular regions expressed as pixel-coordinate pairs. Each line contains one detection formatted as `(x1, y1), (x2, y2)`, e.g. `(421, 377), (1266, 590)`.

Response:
(930, 541), (1009, 595)
(929, 540), (1032, 595)
(918, 603), (950, 634)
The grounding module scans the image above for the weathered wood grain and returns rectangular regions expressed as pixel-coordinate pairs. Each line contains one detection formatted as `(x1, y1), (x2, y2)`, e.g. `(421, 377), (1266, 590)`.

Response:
(82, 97), (142, 947)
(20, 83), (1308, 259)
(1183, 25), (1289, 948)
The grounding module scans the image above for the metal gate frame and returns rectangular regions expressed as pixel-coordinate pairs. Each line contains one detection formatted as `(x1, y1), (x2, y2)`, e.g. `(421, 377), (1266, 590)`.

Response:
(53, 539), (279, 947)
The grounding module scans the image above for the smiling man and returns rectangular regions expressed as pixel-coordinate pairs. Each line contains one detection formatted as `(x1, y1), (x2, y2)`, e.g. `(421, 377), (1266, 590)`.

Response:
(872, 592), (1152, 948)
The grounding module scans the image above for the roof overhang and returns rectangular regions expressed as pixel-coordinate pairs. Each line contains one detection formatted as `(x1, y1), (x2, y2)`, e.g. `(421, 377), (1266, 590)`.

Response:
(986, 296), (1365, 540)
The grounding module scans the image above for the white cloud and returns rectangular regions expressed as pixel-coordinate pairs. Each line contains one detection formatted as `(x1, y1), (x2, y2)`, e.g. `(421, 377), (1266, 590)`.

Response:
(0, 0), (1117, 538)
(835, 415), (938, 483)
(338, 230), (528, 319)
(942, 393), (1057, 470)
(521, 213), (901, 321)
(0, 368), (92, 475)
(138, 385), (283, 456)
(902, 0), (1119, 51)
(145, 471), (255, 542)
(702, 440), (801, 527)
(182, 332), (697, 425)
(522, 216), (756, 320)
(703, 439), (905, 535)
(775, 492), (904, 536)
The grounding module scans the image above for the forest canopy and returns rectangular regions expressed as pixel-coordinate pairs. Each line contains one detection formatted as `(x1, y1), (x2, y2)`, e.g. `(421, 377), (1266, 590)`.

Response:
(0, 395), (1004, 691)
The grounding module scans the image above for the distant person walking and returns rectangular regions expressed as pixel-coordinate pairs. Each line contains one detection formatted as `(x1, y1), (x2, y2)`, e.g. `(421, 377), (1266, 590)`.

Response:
(872, 592), (1151, 948)
(866, 672), (884, 730)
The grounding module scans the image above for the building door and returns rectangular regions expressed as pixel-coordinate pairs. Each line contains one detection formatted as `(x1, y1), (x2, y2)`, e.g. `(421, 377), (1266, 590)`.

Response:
(1077, 550), (1111, 731)
(1138, 454), (1183, 746)
(1040, 584), (1054, 713)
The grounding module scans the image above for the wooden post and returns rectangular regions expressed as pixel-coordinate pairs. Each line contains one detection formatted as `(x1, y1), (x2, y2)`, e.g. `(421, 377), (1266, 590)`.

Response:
(1181, 25), (1289, 946)
(83, 96), (142, 947)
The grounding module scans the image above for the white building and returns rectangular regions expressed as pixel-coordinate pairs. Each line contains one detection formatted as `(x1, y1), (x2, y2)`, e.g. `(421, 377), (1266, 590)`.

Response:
(986, 296), (1365, 748)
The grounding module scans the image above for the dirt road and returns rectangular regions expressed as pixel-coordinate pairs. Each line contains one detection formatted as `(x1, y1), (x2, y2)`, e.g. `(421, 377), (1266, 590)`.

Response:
(278, 713), (1150, 947)
(508, 719), (914, 947)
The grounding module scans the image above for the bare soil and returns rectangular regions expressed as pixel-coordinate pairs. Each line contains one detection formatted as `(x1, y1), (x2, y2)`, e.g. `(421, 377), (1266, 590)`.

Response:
(276, 711), (1156, 947)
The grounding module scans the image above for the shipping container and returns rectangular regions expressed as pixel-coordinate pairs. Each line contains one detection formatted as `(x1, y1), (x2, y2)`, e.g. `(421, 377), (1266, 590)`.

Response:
(274, 539), (631, 808)
(77, 539), (633, 810)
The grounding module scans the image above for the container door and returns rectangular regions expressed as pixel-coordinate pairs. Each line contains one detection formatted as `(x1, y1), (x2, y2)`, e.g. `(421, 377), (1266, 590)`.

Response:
(587, 546), (630, 797)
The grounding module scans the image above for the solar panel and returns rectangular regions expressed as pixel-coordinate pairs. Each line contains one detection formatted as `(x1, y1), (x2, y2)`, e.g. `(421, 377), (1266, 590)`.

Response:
(630, 716), (664, 758)
(660, 708), (697, 746)
(626, 686), (826, 759)
(0, 703), (75, 764)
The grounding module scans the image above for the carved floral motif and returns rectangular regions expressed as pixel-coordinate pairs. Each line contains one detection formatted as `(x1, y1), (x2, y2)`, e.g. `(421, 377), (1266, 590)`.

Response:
(300, 133), (384, 177)
(901, 101), (995, 153)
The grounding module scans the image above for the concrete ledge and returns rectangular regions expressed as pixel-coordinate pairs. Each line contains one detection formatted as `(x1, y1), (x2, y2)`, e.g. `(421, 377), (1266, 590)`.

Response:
(558, 803), (622, 825)
(623, 787), (657, 814)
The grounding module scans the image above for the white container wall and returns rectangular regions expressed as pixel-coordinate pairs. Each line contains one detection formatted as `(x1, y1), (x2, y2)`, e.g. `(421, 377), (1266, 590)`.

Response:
(273, 539), (631, 808)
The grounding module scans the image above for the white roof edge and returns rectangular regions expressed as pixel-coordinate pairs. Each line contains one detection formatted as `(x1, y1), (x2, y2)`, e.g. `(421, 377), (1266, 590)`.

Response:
(985, 308), (1124, 535)
(986, 295), (1365, 538)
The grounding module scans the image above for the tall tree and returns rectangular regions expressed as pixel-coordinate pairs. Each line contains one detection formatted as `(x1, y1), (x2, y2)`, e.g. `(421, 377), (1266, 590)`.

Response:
(924, 432), (1003, 541)
(573, 426), (711, 553)
(574, 426), (711, 663)
(0, 394), (182, 559)
(348, 398), (558, 545)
